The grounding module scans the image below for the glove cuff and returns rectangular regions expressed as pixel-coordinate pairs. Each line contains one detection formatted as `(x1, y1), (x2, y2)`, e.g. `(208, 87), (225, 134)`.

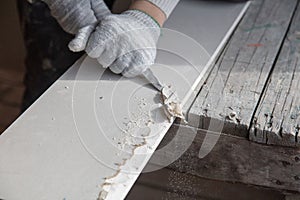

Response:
(123, 10), (161, 29)
(146, 0), (179, 18)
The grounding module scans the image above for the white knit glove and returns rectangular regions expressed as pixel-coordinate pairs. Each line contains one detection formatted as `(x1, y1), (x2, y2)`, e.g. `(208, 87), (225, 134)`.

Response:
(85, 10), (161, 78)
(42, 0), (111, 51)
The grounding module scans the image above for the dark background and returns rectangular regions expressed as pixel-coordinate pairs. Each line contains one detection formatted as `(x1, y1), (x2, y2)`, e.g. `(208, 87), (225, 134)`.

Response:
(0, 0), (25, 133)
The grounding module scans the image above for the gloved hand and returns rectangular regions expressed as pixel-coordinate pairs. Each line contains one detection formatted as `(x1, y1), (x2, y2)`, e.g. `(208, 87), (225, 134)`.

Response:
(42, 0), (111, 52)
(85, 10), (161, 78)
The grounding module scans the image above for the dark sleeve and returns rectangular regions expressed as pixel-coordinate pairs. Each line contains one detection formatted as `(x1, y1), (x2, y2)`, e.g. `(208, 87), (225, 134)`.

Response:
(17, 0), (84, 111)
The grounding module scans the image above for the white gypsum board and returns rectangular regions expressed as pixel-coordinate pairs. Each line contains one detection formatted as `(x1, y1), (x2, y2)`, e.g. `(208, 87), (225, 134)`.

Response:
(0, 1), (249, 200)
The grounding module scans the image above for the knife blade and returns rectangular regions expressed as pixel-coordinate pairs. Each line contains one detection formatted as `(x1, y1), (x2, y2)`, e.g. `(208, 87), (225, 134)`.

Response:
(142, 68), (164, 91)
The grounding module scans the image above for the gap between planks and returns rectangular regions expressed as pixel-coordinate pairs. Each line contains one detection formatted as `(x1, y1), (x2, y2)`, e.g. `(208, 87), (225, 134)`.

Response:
(249, 0), (300, 147)
(183, 0), (299, 147)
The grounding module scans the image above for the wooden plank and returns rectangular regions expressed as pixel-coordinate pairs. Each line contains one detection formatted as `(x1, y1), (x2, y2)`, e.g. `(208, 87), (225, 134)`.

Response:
(127, 167), (284, 200)
(249, 2), (300, 147)
(286, 194), (300, 200)
(187, 0), (298, 138)
(146, 124), (300, 193)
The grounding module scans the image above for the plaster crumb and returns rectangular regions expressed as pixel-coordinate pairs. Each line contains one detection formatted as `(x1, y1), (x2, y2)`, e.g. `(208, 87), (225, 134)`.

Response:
(161, 86), (186, 122)
(227, 111), (241, 124)
(98, 87), (186, 199)
(295, 31), (300, 39)
(229, 111), (237, 119)
(98, 190), (108, 200)
(105, 169), (121, 180)
(98, 97), (153, 199)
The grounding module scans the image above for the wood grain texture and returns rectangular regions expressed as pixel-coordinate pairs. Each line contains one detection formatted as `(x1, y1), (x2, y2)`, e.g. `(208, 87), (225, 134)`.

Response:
(186, 0), (298, 138)
(249, 2), (300, 147)
(127, 167), (284, 200)
(151, 125), (300, 193)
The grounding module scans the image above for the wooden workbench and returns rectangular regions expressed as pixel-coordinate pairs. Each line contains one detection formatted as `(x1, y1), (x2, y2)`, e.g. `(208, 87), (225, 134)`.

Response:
(129, 0), (300, 199)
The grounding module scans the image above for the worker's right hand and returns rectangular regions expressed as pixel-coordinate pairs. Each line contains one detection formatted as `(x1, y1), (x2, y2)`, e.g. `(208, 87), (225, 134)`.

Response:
(42, 0), (111, 51)
(85, 10), (161, 78)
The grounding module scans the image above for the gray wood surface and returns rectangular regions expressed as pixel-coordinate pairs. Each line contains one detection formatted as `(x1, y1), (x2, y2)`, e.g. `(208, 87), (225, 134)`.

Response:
(186, 0), (298, 139)
(249, 2), (300, 147)
(129, 1), (300, 196)
(151, 124), (300, 193)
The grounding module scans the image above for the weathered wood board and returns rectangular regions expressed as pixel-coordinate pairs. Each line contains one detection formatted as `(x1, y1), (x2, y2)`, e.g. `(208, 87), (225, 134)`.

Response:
(127, 166), (284, 200)
(249, 2), (300, 146)
(147, 124), (300, 193)
(187, 0), (298, 139)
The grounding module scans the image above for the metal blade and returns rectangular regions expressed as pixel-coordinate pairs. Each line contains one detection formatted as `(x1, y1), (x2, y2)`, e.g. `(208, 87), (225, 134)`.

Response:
(142, 68), (164, 91)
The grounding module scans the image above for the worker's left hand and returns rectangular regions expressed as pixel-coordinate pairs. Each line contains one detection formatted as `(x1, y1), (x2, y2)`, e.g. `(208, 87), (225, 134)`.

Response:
(42, 0), (111, 52)
(85, 10), (161, 78)
(67, 0), (112, 52)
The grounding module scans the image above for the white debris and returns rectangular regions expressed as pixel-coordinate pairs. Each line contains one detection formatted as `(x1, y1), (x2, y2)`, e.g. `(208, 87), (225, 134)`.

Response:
(98, 97), (152, 199)
(161, 86), (186, 122)
(98, 88), (185, 199)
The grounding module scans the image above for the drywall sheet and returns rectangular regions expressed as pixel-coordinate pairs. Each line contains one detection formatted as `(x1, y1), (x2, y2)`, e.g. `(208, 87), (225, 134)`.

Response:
(0, 1), (249, 199)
